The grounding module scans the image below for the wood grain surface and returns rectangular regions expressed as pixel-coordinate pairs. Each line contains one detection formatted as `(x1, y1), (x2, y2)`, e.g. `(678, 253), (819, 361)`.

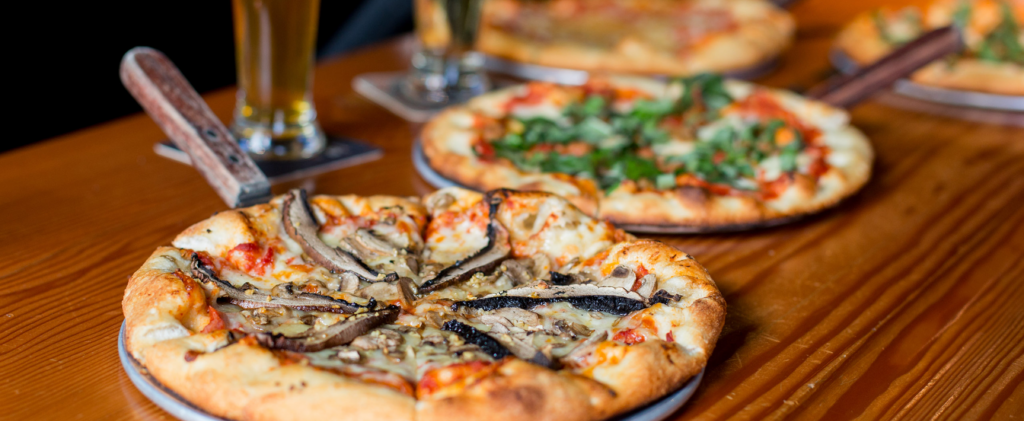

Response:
(2, 0), (1023, 419)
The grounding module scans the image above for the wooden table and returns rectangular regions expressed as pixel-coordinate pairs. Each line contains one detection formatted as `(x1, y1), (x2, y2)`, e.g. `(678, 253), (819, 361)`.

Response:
(3, 1), (1023, 419)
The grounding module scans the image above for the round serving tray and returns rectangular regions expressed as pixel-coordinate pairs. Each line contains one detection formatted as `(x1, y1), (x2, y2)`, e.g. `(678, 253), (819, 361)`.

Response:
(482, 54), (780, 85)
(120, 321), (704, 421)
(829, 48), (1024, 112)
(413, 139), (810, 234)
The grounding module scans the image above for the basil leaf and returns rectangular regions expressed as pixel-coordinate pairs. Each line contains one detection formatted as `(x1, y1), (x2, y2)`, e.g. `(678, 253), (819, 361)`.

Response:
(655, 173), (676, 190)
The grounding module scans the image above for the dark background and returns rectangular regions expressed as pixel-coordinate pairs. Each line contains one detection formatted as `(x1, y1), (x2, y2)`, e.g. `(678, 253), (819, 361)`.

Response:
(8, 0), (412, 153)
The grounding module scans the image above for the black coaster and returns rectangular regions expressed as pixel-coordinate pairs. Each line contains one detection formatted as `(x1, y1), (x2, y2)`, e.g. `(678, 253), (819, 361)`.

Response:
(154, 137), (383, 184)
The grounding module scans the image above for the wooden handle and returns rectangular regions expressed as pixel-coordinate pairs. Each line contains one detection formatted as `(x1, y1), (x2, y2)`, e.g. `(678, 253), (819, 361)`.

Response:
(120, 47), (271, 208)
(807, 26), (963, 108)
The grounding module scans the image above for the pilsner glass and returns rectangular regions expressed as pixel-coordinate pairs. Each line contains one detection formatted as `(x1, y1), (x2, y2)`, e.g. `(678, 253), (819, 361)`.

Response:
(231, 0), (325, 159)
(403, 0), (490, 105)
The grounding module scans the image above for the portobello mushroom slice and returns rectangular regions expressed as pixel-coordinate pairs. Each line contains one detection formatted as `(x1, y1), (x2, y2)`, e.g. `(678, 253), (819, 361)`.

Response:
(452, 285), (647, 316)
(281, 189), (397, 282)
(190, 253), (371, 314)
(255, 306), (400, 353)
(442, 320), (553, 367)
(418, 219), (512, 293)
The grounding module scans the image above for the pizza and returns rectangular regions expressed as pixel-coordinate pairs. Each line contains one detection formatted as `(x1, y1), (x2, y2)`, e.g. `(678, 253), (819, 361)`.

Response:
(474, 0), (794, 75)
(420, 75), (874, 230)
(122, 187), (725, 421)
(835, 0), (1024, 95)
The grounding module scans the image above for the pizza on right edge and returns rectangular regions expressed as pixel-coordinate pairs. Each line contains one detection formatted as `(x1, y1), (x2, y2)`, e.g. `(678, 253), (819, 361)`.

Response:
(421, 75), (873, 230)
(476, 0), (794, 76)
(835, 0), (1024, 95)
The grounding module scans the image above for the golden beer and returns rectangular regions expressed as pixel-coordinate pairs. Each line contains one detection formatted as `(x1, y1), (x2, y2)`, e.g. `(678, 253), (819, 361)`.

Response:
(231, 0), (324, 159)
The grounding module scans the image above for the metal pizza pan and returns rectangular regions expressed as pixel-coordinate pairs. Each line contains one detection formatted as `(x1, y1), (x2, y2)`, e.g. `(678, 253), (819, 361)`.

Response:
(119, 321), (703, 421)
(481, 54), (780, 85)
(829, 47), (1024, 112)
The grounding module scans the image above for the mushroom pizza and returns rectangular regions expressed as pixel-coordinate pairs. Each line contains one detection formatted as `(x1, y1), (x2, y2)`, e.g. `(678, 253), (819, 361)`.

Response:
(122, 187), (725, 421)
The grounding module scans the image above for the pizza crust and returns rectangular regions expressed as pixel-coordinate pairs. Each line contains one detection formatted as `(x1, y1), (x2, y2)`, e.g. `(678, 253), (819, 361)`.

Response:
(420, 79), (874, 229)
(476, 0), (794, 75)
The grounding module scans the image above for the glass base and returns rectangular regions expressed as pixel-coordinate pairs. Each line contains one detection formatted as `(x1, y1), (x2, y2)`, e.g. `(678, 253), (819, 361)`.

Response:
(231, 118), (326, 160)
(399, 50), (489, 106)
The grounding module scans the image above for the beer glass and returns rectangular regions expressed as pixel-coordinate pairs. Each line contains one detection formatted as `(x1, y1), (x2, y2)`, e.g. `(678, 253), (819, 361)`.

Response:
(231, 0), (325, 159)
(403, 0), (489, 105)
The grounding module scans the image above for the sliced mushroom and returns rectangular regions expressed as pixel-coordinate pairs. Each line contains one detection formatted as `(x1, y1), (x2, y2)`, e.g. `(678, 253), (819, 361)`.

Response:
(336, 349), (361, 363)
(488, 308), (543, 331)
(341, 228), (400, 261)
(337, 272), (360, 293)
(356, 277), (417, 308)
(350, 328), (404, 351)
(441, 320), (510, 360)
(551, 319), (593, 339)
(442, 320), (553, 367)
(281, 189), (397, 282)
(561, 330), (608, 363)
(418, 219), (512, 293)
(477, 314), (514, 334)
(190, 254), (370, 314)
(254, 306), (400, 352)
(597, 265), (636, 290)
(500, 260), (533, 285)
(649, 289), (683, 305)
(635, 274), (657, 299)
(452, 285), (647, 316)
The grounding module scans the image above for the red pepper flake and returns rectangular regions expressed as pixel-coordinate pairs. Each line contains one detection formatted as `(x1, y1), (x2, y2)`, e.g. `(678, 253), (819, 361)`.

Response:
(613, 328), (646, 345)
(634, 264), (650, 278)
(228, 242), (274, 275)
(201, 306), (225, 333)
(666, 331), (675, 343)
